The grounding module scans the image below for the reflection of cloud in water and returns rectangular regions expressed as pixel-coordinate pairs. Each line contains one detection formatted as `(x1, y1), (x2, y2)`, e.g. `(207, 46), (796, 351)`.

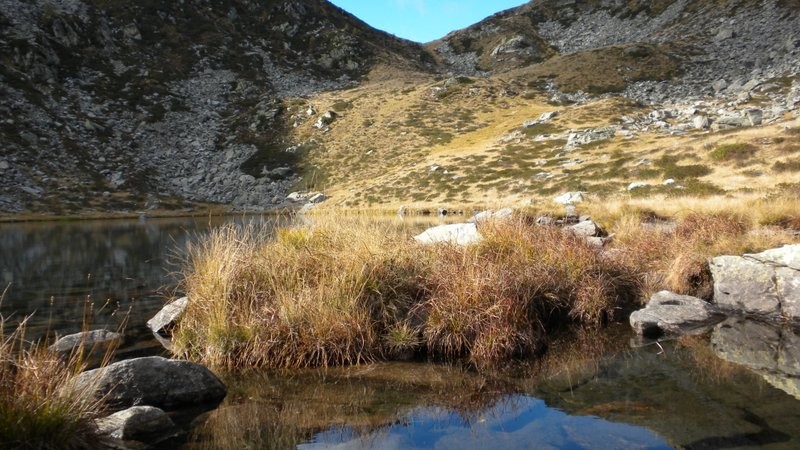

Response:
(299, 395), (670, 450)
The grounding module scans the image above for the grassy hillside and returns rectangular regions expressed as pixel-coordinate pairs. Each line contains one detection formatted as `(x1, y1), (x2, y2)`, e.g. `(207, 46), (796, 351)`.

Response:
(279, 65), (800, 211)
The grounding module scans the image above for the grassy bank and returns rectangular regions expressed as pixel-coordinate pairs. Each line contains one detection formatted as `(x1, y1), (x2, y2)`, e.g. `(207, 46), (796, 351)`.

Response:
(0, 316), (105, 449)
(174, 199), (797, 371)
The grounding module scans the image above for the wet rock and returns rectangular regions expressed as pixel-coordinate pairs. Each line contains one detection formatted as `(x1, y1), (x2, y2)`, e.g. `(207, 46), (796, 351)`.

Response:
(630, 291), (725, 338)
(147, 297), (188, 350)
(74, 356), (226, 411)
(96, 406), (181, 443)
(414, 223), (482, 246)
(49, 329), (122, 354)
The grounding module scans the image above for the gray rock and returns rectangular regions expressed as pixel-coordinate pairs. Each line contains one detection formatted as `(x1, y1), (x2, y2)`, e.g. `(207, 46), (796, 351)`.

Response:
(0, 160), (9, 170)
(630, 291), (725, 338)
(96, 406), (180, 443)
(553, 191), (584, 205)
(414, 223), (482, 246)
(49, 329), (122, 354)
(74, 356), (226, 410)
(314, 111), (337, 129)
(566, 127), (615, 150)
(307, 192), (326, 204)
(745, 244), (800, 270)
(744, 108), (763, 126)
(692, 115), (710, 130)
(712, 79), (728, 92)
(469, 208), (514, 223)
(147, 297), (188, 350)
(709, 255), (781, 315)
(568, 220), (604, 238)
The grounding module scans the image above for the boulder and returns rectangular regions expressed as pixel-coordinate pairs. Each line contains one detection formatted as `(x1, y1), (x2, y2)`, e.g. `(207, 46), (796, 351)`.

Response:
(49, 329), (122, 354)
(630, 291), (725, 338)
(627, 182), (649, 190)
(468, 208), (513, 223)
(96, 406), (181, 443)
(74, 356), (226, 411)
(414, 223), (482, 246)
(553, 191), (584, 205)
(147, 297), (188, 350)
(567, 219), (604, 238)
(307, 192), (326, 204)
(314, 111), (337, 129)
(692, 115), (710, 130)
(709, 245), (800, 318)
(744, 108), (763, 126)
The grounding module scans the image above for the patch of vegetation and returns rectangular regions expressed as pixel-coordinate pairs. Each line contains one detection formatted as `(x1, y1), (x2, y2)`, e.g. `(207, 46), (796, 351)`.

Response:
(331, 100), (353, 112)
(521, 123), (561, 137)
(0, 319), (105, 449)
(773, 158), (800, 173)
(709, 143), (758, 162)
(656, 155), (712, 179)
(175, 218), (641, 370)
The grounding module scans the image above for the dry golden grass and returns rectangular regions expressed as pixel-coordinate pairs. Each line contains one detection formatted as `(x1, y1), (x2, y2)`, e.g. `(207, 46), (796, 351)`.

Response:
(176, 215), (645, 370)
(0, 314), (105, 449)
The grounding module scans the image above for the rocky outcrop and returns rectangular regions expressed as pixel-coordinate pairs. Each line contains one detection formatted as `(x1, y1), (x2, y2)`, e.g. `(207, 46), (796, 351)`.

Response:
(75, 356), (226, 411)
(709, 245), (800, 319)
(630, 291), (726, 338)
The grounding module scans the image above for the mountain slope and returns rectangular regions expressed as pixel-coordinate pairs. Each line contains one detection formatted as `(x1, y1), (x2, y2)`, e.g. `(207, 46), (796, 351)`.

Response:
(0, 0), (431, 214)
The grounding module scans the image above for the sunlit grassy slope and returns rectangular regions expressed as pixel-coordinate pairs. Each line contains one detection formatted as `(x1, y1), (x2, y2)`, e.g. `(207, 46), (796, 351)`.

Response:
(279, 63), (799, 211)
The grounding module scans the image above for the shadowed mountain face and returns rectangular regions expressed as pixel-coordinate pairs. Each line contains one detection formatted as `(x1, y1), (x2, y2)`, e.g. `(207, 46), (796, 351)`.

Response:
(0, 0), (431, 213)
(1, 0), (798, 214)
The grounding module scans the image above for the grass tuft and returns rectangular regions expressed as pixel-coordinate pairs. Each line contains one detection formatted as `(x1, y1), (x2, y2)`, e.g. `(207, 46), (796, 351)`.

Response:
(0, 314), (105, 449)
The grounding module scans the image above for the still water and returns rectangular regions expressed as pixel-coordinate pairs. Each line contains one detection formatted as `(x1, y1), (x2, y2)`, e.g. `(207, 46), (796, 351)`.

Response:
(1, 217), (799, 449)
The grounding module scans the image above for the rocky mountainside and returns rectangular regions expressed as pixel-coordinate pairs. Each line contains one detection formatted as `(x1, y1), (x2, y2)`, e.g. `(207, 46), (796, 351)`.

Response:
(433, 0), (799, 103)
(1, 0), (799, 215)
(0, 0), (430, 214)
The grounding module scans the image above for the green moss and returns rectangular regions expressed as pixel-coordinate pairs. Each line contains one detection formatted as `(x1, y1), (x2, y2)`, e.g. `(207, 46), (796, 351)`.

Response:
(709, 143), (758, 161)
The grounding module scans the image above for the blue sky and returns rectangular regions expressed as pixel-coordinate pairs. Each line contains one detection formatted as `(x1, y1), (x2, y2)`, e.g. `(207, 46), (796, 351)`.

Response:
(328, 0), (529, 43)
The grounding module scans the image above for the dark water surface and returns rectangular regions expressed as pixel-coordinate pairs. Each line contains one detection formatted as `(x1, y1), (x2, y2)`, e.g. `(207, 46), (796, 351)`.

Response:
(2, 217), (799, 449)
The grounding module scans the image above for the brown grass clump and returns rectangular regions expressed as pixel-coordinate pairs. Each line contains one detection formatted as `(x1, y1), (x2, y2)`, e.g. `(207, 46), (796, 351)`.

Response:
(175, 218), (429, 369)
(176, 216), (639, 370)
(421, 220), (635, 367)
(664, 251), (714, 300)
(674, 211), (750, 248)
(0, 316), (104, 449)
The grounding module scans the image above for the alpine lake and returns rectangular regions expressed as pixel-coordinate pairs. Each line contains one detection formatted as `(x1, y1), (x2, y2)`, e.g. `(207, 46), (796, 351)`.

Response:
(1, 215), (799, 450)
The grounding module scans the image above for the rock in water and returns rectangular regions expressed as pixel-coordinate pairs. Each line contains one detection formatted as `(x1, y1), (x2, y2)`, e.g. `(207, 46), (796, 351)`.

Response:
(49, 329), (122, 354)
(414, 223), (482, 246)
(75, 356), (226, 410)
(630, 291), (725, 338)
(96, 406), (181, 443)
(147, 297), (189, 350)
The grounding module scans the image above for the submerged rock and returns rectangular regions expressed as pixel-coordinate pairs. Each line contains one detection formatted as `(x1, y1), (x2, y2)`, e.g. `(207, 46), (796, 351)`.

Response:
(414, 223), (482, 246)
(75, 356), (226, 411)
(96, 406), (181, 443)
(630, 291), (725, 338)
(48, 329), (122, 354)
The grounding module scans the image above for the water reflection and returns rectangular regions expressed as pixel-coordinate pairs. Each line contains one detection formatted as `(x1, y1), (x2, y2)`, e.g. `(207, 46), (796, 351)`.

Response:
(301, 396), (671, 450)
(0, 215), (277, 355)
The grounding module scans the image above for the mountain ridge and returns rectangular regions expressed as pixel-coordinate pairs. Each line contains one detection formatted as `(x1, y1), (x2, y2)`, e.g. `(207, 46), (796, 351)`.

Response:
(1, 0), (799, 215)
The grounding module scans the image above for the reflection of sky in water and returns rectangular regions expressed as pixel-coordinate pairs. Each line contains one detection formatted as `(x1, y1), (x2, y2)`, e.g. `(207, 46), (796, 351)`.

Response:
(300, 395), (671, 450)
